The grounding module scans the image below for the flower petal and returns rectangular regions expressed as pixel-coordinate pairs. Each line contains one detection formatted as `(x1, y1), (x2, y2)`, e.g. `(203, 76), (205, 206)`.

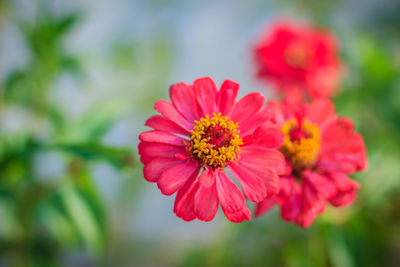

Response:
(255, 196), (277, 217)
(143, 157), (184, 182)
(302, 177), (327, 214)
(154, 100), (193, 131)
(174, 175), (199, 221)
(193, 77), (217, 116)
(139, 130), (185, 146)
(229, 163), (268, 202)
(244, 125), (284, 149)
(157, 161), (200, 195)
(170, 82), (201, 122)
(295, 208), (317, 228)
(238, 108), (275, 137)
(138, 142), (185, 164)
(240, 146), (286, 175)
(327, 172), (360, 207)
(217, 79), (239, 115)
(145, 115), (188, 135)
(231, 92), (265, 125)
(305, 98), (337, 129)
(319, 118), (367, 174)
(215, 171), (245, 213)
(194, 170), (218, 221)
(222, 205), (251, 223)
(281, 189), (302, 222)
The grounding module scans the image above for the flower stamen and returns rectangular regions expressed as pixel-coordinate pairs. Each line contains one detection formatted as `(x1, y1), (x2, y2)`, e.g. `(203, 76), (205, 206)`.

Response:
(187, 113), (242, 168)
(280, 118), (320, 172)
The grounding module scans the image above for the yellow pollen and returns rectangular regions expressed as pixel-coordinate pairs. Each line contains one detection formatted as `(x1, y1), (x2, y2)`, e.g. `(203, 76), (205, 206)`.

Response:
(186, 112), (242, 168)
(280, 118), (321, 171)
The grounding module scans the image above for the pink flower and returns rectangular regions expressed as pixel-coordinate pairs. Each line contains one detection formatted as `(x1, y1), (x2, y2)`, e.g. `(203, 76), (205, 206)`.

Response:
(139, 77), (286, 222)
(256, 98), (367, 227)
(254, 21), (343, 100)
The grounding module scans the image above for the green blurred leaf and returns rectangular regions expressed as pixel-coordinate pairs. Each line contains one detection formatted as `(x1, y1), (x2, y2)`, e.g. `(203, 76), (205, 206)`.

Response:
(60, 184), (104, 256)
(56, 143), (134, 169)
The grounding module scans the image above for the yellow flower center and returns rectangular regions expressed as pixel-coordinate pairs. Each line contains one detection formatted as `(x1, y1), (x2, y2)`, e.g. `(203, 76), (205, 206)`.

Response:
(187, 113), (242, 168)
(284, 41), (311, 69)
(280, 118), (321, 172)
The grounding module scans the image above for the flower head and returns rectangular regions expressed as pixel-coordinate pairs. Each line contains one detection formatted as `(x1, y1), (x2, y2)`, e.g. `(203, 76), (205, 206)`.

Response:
(139, 77), (286, 222)
(256, 98), (367, 227)
(254, 21), (342, 100)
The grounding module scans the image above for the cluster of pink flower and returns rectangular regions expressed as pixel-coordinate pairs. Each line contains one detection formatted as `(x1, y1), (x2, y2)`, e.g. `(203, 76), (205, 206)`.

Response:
(138, 21), (367, 227)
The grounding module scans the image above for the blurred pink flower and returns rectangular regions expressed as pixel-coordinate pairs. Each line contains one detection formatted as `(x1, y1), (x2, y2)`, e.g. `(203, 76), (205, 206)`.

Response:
(256, 98), (367, 227)
(254, 21), (343, 100)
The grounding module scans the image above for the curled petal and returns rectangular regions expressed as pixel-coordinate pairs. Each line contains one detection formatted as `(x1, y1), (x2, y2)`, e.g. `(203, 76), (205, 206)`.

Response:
(222, 205), (251, 223)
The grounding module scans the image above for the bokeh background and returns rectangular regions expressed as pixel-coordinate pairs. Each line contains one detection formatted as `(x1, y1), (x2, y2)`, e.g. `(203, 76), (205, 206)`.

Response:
(1, 0), (400, 266)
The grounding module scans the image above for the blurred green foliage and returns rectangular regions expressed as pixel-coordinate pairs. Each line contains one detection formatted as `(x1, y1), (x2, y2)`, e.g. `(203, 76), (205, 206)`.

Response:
(0, 2), (134, 266)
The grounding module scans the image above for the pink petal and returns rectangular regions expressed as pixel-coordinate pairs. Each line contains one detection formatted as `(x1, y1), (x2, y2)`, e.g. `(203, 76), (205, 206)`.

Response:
(303, 170), (336, 199)
(145, 115), (188, 135)
(240, 146), (286, 175)
(327, 172), (360, 207)
(304, 98), (337, 129)
(197, 168), (216, 188)
(329, 191), (357, 207)
(302, 178), (327, 214)
(217, 79), (239, 115)
(280, 188), (302, 222)
(138, 142), (185, 164)
(277, 176), (295, 201)
(319, 118), (367, 174)
(245, 125), (284, 149)
(194, 170), (218, 221)
(169, 82), (201, 122)
(143, 157), (184, 182)
(154, 100), (193, 131)
(231, 92), (265, 125)
(174, 175), (199, 221)
(215, 171), (245, 213)
(238, 108), (274, 136)
(229, 163), (268, 202)
(295, 208), (317, 228)
(222, 206), (251, 223)
(255, 196), (277, 217)
(157, 161), (200, 195)
(139, 130), (185, 146)
(193, 77), (217, 116)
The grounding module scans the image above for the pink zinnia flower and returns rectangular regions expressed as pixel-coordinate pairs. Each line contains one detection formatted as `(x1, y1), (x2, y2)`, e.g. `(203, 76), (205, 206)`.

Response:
(256, 98), (367, 227)
(254, 21), (342, 100)
(139, 77), (286, 222)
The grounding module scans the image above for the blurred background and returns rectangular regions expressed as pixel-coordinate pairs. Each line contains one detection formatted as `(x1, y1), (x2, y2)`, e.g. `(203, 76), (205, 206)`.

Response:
(1, 0), (400, 266)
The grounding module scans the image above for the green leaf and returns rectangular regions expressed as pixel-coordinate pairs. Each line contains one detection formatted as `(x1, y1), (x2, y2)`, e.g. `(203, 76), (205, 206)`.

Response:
(55, 143), (134, 169)
(60, 184), (104, 256)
